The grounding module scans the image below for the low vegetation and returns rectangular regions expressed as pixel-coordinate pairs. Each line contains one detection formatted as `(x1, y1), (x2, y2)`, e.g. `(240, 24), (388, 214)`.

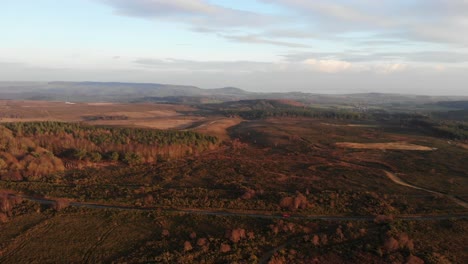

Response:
(0, 99), (467, 263)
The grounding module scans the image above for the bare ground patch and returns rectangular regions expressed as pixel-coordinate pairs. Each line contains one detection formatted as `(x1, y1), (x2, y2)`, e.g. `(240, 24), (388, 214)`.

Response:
(133, 117), (203, 130)
(456, 143), (468, 150)
(86, 102), (116, 106)
(0, 100), (202, 129)
(0, 100), (193, 120)
(336, 142), (434, 151)
(321, 123), (377, 128)
(109, 110), (180, 118)
(192, 117), (243, 140)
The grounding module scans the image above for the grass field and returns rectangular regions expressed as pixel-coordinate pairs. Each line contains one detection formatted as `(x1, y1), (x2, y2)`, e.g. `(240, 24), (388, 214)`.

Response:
(0, 100), (204, 130)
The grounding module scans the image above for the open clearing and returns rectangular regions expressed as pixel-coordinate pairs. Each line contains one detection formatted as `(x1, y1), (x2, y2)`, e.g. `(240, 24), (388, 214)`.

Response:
(0, 100), (205, 130)
(191, 117), (243, 140)
(86, 102), (116, 106)
(0, 99), (245, 139)
(133, 117), (204, 130)
(336, 142), (434, 151)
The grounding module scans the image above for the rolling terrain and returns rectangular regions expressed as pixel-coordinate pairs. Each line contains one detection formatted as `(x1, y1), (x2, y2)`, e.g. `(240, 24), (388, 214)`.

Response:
(2, 81), (468, 108)
(0, 96), (467, 263)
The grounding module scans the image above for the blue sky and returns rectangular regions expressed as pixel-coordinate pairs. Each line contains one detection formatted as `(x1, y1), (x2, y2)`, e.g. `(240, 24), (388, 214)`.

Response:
(1, 0), (468, 95)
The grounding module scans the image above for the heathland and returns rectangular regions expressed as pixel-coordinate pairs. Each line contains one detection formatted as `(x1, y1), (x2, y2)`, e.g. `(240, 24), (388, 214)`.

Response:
(0, 83), (467, 263)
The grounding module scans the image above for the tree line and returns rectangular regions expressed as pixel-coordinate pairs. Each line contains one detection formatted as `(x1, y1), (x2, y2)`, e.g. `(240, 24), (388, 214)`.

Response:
(221, 108), (365, 120)
(0, 122), (220, 181)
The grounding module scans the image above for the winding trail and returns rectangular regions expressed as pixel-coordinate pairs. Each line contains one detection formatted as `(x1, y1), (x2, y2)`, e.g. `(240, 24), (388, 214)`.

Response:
(384, 171), (468, 209)
(0, 219), (54, 263)
(82, 224), (119, 264)
(6, 193), (468, 221)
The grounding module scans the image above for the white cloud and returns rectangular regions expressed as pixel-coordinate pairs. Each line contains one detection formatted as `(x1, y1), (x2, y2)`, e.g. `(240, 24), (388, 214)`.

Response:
(262, 0), (468, 46)
(98, 0), (274, 28)
(98, 0), (468, 51)
(302, 58), (408, 74)
(433, 65), (446, 72)
(303, 58), (353, 73)
(221, 34), (310, 48)
(283, 51), (468, 64)
(133, 57), (425, 76)
(134, 58), (274, 72)
(375, 63), (407, 74)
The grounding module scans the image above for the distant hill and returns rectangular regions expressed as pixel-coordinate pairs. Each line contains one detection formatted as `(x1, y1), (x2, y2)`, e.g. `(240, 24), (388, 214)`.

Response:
(45, 82), (252, 101)
(0, 81), (467, 106)
(435, 101), (468, 110)
(0, 81), (252, 102)
(428, 101), (468, 121)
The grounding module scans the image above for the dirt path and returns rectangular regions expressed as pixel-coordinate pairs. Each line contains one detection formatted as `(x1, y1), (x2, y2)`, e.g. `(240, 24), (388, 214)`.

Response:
(384, 171), (468, 209)
(82, 224), (119, 264)
(258, 237), (299, 264)
(190, 117), (243, 140)
(337, 142), (435, 151)
(0, 219), (54, 262)
(6, 193), (468, 221)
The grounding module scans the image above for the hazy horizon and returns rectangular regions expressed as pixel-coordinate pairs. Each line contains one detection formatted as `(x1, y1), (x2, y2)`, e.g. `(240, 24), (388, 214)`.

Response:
(2, 80), (468, 97)
(2, 0), (468, 95)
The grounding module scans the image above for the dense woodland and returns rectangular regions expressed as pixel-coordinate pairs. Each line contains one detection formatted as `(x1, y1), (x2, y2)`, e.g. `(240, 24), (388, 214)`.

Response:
(200, 99), (365, 120)
(202, 100), (468, 141)
(0, 122), (218, 181)
(222, 108), (365, 120)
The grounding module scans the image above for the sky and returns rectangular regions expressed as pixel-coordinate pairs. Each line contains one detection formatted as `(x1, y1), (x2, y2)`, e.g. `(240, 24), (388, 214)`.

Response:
(1, 0), (468, 95)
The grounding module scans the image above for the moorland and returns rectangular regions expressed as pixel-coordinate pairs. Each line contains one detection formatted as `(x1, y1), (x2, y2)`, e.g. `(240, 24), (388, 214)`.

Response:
(0, 82), (467, 263)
